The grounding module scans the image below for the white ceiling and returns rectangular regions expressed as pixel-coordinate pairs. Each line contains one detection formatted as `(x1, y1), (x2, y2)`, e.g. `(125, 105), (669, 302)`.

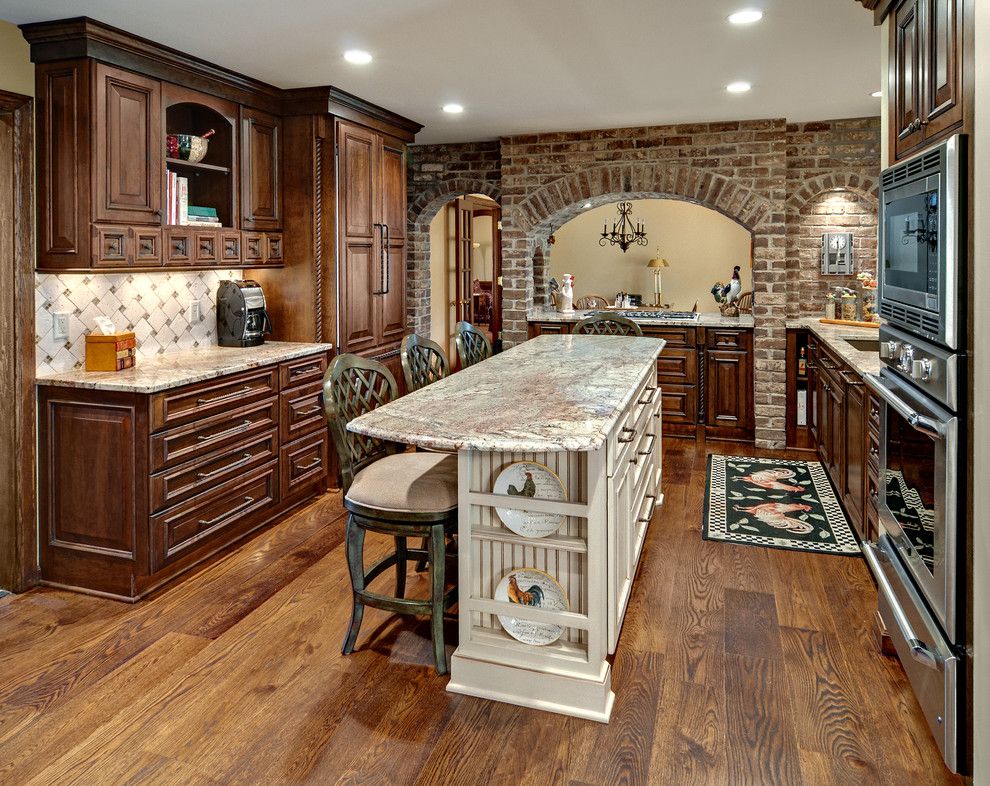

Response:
(0, 0), (882, 144)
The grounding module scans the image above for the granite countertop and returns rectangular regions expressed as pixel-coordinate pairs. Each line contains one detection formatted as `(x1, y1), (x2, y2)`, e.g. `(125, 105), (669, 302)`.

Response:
(527, 306), (755, 329)
(786, 318), (882, 377)
(35, 341), (334, 394)
(348, 334), (666, 453)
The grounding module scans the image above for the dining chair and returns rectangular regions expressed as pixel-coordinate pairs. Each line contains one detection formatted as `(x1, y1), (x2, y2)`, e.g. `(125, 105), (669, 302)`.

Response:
(400, 333), (450, 392)
(454, 321), (493, 369)
(572, 314), (644, 337)
(323, 354), (458, 675)
(574, 294), (611, 310)
(736, 291), (754, 313)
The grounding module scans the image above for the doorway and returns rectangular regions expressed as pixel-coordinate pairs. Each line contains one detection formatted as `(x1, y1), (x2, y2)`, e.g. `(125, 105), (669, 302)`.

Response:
(429, 194), (502, 358)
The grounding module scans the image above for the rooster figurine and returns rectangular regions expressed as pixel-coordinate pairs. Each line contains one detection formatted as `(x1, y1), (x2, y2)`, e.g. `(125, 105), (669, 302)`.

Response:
(712, 266), (742, 305)
(506, 471), (536, 498)
(507, 574), (545, 607)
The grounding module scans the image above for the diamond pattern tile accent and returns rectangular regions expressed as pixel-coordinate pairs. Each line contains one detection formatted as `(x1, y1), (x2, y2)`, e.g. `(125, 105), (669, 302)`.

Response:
(35, 270), (243, 374)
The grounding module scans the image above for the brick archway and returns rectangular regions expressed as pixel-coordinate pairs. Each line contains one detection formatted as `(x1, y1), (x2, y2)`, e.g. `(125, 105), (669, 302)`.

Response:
(500, 162), (786, 447)
(406, 179), (502, 336)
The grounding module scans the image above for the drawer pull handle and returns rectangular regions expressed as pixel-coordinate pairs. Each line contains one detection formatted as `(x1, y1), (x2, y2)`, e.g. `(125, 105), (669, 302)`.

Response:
(637, 494), (658, 524)
(839, 370), (864, 386)
(296, 405), (322, 417)
(617, 427), (637, 444)
(297, 457), (323, 471)
(637, 433), (658, 457)
(637, 386), (659, 406)
(198, 496), (255, 527)
(196, 451), (255, 479)
(197, 385), (253, 405)
(196, 419), (253, 442)
(291, 364), (321, 377)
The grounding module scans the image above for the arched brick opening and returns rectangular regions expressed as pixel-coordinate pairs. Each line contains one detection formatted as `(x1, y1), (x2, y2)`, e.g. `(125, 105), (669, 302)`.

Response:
(499, 162), (787, 448)
(784, 174), (880, 318)
(406, 178), (502, 337)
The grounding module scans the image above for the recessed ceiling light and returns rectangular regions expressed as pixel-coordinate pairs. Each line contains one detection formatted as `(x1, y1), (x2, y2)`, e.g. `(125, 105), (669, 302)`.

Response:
(442, 103), (464, 114)
(726, 81), (752, 93)
(872, 90), (883, 98)
(343, 50), (373, 65)
(728, 8), (763, 25)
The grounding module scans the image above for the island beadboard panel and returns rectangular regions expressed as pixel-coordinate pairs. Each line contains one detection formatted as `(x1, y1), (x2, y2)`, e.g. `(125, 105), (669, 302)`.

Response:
(35, 270), (242, 374)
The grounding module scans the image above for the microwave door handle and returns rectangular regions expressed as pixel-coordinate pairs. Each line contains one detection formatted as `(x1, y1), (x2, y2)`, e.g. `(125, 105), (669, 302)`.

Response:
(865, 374), (947, 439)
(863, 542), (943, 671)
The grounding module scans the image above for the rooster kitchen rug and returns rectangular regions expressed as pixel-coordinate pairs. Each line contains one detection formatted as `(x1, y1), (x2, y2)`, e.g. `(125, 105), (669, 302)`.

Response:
(703, 455), (860, 555)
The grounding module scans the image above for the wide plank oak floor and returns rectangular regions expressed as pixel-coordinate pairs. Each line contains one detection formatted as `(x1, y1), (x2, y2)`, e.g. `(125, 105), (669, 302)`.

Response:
(0, 439), (961, 785)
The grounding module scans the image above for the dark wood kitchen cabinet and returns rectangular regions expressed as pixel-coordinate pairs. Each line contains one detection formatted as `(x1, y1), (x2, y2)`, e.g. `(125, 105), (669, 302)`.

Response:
(23, 18), (286, 271)
(890, 0), (970, 161)
(704, 329), (754, 442)
(842, 372), (868, 537)
(240, 107), (281, 231)
(38, 351), (329, 600)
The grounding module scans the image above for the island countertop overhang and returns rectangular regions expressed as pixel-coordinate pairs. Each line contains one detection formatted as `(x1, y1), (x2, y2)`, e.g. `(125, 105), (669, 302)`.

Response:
(348, 334), (666, 453)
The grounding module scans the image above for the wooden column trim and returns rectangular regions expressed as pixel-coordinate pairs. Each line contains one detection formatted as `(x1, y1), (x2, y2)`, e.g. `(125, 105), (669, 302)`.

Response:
(0, 89), (38, 591)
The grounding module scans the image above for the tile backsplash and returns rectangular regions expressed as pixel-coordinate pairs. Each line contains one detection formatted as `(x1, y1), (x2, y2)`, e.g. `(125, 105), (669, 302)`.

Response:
(35, 270), (243, 375)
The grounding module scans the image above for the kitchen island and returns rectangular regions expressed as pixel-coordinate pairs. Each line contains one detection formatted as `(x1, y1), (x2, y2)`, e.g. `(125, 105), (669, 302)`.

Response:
(348, 334), (665, 721)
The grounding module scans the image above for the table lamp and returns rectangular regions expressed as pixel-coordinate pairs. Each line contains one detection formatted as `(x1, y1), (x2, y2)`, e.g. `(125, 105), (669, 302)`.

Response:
(647, 256), (669, 307)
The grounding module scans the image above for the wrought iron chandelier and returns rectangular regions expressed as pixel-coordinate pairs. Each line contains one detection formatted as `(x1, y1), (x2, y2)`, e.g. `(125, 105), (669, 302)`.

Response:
(600, 201), (648, 253)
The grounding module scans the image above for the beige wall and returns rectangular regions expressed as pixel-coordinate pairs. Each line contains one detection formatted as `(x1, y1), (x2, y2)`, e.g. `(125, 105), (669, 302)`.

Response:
(0, 21), (32, 97)
(548, 199), (751, 312)
(972, 2), (989, 782)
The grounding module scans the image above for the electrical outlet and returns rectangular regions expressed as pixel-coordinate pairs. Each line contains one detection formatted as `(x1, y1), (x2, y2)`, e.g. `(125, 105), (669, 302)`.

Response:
(53, 312), (70, 341)
(189, 300), (202, 323)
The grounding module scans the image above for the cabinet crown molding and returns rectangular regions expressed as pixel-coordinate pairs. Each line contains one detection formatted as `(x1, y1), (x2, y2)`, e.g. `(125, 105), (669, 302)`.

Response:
(281, 86), (423, 142)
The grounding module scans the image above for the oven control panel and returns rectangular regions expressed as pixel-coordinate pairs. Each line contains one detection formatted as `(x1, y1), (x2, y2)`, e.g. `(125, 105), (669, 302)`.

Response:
(880, 325), (958, 412)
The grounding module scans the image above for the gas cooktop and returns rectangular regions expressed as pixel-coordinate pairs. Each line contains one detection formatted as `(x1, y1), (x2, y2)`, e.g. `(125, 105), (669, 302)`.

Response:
(593, 309), (700, 321)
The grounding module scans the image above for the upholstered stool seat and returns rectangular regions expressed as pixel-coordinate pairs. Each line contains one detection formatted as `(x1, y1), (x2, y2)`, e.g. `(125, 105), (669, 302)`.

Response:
(345, 452), (457, 516)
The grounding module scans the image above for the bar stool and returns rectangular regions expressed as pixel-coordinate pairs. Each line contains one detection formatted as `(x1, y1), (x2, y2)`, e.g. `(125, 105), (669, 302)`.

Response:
(323, 354), (458, 674)
(454, 321), (492, 369)
(400, 333), (450, 392)
(573, 314), (644, 336)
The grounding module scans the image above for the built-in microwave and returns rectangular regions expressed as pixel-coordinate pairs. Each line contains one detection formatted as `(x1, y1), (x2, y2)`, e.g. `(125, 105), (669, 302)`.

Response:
(879, 135), (965, 350)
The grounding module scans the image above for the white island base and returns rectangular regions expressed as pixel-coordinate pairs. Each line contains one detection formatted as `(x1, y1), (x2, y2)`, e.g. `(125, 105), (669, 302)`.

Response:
(447, 369), (662, 721)
(347, 335), (665, 722)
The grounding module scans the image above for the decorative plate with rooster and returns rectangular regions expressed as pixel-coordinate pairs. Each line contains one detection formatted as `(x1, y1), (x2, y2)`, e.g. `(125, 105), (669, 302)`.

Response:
(493, 461), (568, 538)
(494, 568), (569, 646)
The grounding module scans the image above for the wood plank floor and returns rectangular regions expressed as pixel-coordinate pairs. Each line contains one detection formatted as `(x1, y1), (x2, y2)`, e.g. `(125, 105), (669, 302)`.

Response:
(0, 439), (962, 785)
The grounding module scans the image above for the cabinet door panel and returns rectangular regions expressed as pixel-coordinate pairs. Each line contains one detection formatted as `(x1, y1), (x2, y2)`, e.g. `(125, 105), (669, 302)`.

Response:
(342, 243), (377, 352)
(705, 350), (751, 430)
(240, 108), (281, 230)
(339, 123), (377, 239)
(924, 0), (964, 135)
(381, 144), (406, 241)
(94, 63), (162, 224)
(843, 380), (866, 538)
(893, 1), (925, 157)
(379, 241), (407, 345)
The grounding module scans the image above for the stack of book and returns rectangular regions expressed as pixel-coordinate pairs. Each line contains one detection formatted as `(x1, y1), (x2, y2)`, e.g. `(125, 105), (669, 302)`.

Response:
(164, 172), (222, 227)
(186, 206), (222, 227)
(165, 171), (188, 225)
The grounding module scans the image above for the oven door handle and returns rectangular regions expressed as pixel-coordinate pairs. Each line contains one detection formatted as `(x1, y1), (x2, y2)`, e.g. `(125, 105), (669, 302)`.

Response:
(863, 541), (943, 670)
(865, 374), (947, 439)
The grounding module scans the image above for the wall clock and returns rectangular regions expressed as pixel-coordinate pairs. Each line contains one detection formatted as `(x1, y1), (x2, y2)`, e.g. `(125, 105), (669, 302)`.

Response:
(821, 232), (854, 275)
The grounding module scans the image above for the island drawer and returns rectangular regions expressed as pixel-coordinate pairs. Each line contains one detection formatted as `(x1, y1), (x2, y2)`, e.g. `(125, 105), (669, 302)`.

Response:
(151, 460), (278, 570)
(608, 369), (656, 476)
(150, 429), (278, 512)
(151, 397), (279, 471)
(280, 431), (329, 499)
(280, 382), (326, 443)
(280, 353), (328, 390)
(151, 367), (279, 431)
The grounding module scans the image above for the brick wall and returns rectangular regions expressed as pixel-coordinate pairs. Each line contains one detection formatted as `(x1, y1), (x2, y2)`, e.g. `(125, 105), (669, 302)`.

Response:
(406, 116), (880, 447)
(786, 118), (881, 316)
(406, 142), (501, 334)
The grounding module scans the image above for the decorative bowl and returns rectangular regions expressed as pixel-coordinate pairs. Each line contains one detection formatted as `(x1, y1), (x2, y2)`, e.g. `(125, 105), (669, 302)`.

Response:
(166, 133), (209, 164)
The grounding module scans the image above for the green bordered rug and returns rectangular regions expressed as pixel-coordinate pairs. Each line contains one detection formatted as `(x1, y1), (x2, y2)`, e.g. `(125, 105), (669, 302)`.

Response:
(703, 455), (860, 556)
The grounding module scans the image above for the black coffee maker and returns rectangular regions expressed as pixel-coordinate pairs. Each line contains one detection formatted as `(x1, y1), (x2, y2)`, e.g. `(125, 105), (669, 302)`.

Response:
(216, 280), (272, 347)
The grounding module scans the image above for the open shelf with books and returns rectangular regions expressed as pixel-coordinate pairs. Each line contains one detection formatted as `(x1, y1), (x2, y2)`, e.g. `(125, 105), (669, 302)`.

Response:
(164, 94), (237, 229)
